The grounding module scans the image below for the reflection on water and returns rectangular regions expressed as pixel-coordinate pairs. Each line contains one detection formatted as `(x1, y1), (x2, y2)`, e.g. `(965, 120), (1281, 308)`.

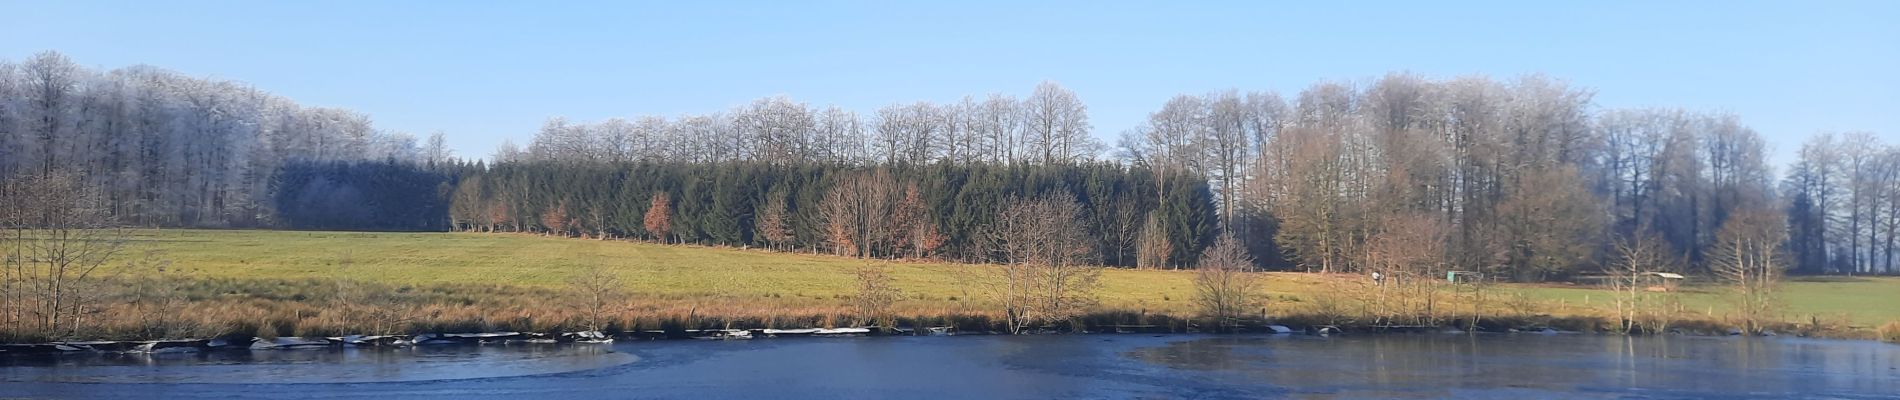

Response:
(1129, 334), (1900, 398)
(0, 343), (634, 383)
(0, 334), (1895, 399)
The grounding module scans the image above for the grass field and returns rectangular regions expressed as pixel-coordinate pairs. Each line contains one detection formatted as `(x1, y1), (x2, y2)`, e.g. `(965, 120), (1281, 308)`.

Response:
(8, 228), (1890, 341)
(1516, 277), (1900, 326)
(127, 229), (1900, 326)
(124, 228), (1255, 314)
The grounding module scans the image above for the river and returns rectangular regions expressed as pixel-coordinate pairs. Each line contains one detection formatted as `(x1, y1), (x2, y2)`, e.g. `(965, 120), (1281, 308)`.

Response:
(3, 333), (1897, 399)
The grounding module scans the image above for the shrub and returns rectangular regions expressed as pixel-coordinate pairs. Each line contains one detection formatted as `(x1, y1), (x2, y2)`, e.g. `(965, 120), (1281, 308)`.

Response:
(1880, 321), (1900, 343)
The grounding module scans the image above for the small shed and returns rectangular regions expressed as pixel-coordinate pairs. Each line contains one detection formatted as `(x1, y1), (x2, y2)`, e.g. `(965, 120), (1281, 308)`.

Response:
(1640, 272), (1685, 292)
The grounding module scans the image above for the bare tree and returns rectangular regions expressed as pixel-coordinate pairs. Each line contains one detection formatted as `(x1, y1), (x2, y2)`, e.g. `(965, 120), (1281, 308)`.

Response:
(1023, 81), (1096, 164)
(1122, 89), (1276, 236)
(1787, 134), (1842, 273)
(422, 131), (452, 165)
(1841, 132), (1879, 274)
(492, 139), (525, 163)
(596, 118), (639, 163)
(814, 106), (868, 164)
(981, 194), (1100, 333)
(448, 175), (485, 231)
(1135, 211), (1173, 269)
(851, 265), (900, 328)
(1204, 91), (1257, 229)
(1606, 230), (1677, 333)
(874, 102), (942, 165)
(0, 61), (17, 178)
(941, 96), (983, 164)
(528, 117), (599, 163)
(569, 264), (623, 332)
(819, 170), (897, 258)
(1364, 213), (1449, 325)
(1264, 124), (1349, 273)
(1596, 109), (1669, 236)
(756, 189), (794, 251)
(1496, 166), (1604, 280)
(1094, 199), (1143, 267)
(732, 96), (816, 165)
(21, 51), (81, 177)
(1708, 206), (1787, 334)
(973, 93), (1022, 164)
(1, 170), (128, 339)
(1194, 235), (1261, 331)
(1122, 94), (1206, 175)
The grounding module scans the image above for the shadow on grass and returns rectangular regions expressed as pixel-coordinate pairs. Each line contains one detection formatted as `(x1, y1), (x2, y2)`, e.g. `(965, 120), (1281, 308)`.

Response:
(1787, 276), (1874, 283)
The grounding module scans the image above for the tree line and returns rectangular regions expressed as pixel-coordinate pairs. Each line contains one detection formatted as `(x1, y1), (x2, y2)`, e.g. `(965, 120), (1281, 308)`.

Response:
(1118, 74), (1793, 281)
(501, 81), (1100, 166)
(1785, 132), (1900, 275)
(0, 51), (443, 227)
(446, 162), (1216, 268)
(507, 73), (1835, 282)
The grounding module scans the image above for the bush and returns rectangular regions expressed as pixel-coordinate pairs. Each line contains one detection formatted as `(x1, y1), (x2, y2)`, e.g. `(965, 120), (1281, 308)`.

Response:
(1880, 321), (1900, 343)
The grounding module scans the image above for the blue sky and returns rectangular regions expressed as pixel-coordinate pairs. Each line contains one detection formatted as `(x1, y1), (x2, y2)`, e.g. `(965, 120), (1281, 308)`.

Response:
(3, 1), (1895, 167)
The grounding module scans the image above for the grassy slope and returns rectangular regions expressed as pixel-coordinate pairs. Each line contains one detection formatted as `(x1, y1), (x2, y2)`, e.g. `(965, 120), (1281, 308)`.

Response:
(133, 229), (1900, 326)
(1519, 277), (1900, 326)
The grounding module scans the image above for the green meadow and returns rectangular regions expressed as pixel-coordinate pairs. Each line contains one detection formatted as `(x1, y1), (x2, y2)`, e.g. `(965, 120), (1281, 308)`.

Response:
(125, 229), (1900, 328)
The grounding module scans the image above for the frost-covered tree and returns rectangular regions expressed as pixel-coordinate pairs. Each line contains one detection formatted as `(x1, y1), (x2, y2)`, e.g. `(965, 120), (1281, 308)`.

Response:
(0, 51), (433, 227)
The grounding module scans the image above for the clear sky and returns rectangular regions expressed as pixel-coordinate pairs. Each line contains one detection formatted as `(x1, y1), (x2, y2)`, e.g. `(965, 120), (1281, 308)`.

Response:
(3, 1), (1895, 167)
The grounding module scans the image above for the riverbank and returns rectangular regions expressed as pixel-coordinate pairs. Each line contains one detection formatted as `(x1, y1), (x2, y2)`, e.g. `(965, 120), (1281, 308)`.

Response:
(0, 318), (1846, 358)
(3, 293), (1886, 348)
(3, 229), (1897, 343)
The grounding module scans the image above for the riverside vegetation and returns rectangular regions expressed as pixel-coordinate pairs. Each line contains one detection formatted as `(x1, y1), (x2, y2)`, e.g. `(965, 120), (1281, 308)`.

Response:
(4, 228), (1898, 343)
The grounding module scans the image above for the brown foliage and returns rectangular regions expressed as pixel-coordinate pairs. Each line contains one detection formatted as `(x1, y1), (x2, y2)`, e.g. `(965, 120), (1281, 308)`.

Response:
(892, 185), (944, 259)
(1365, 213), (1447, 277)
(819, 170), (897, 258)
(540, 201), (571, 236)
(484, 201), (509, 232)
(1496, 166), (1604, 281)
(1262, 124), (1357, 274)
(644, 192), (672, 243)
(756, 191), (794, 250)
(850, 266), (900, 327)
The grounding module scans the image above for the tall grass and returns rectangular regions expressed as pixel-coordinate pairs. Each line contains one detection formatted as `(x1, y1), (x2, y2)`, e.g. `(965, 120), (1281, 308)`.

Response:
(2, 272), (1873, 342)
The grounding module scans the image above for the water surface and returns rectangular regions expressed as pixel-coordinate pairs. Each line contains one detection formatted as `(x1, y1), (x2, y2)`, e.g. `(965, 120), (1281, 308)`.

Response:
(3, 334), (1896, 399)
